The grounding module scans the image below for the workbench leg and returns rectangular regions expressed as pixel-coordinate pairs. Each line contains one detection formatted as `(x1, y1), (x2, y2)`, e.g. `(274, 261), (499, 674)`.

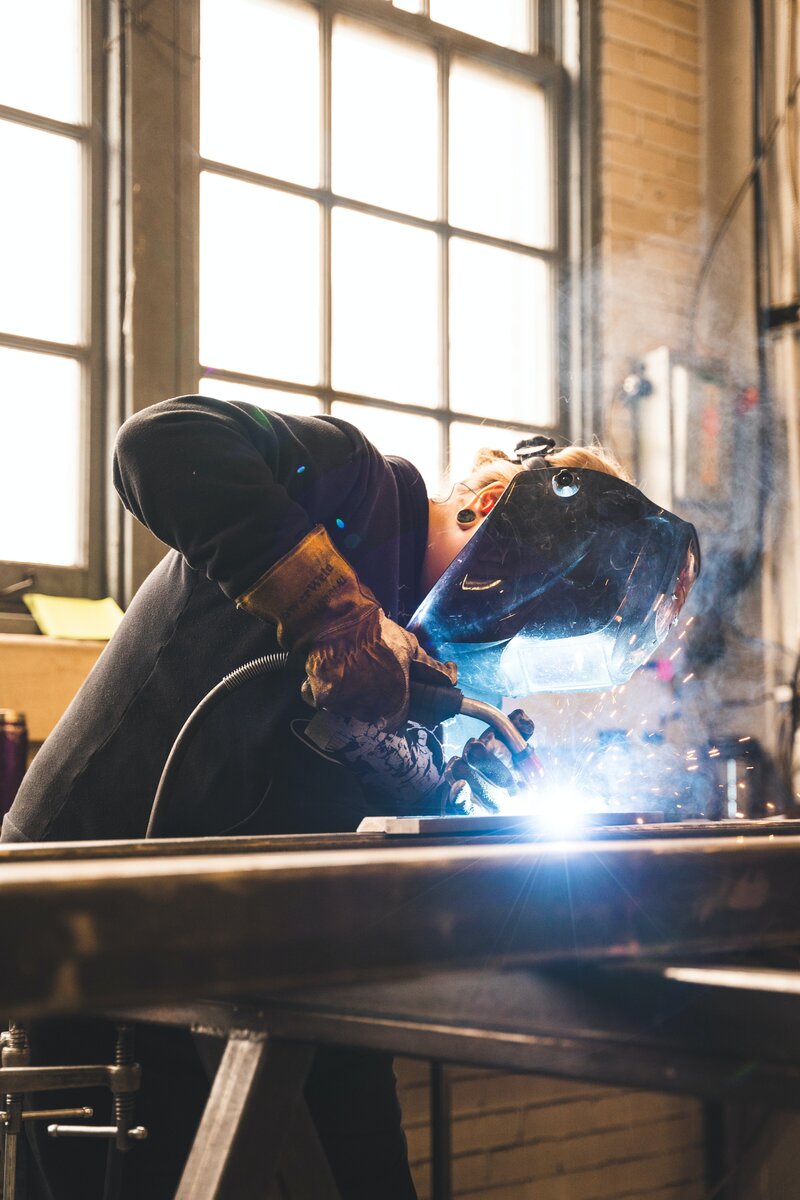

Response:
(175, 1035), (315, 1200)
(277, 1097), (342, 1200)
(703, 1101), (730, 1199)
(431, 1062), (452, 1200)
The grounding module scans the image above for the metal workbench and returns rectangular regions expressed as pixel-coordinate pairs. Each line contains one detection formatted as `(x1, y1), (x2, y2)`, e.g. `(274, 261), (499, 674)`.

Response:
(3, 820), (800, 1198)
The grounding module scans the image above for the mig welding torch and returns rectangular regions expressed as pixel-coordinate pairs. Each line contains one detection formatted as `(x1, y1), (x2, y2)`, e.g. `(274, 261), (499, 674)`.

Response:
(146, 655), (541, 838)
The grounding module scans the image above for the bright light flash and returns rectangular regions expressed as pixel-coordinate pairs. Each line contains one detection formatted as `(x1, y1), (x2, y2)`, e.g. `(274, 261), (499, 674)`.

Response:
(521, 782), (605, 838)
(533, 807), (585, 837)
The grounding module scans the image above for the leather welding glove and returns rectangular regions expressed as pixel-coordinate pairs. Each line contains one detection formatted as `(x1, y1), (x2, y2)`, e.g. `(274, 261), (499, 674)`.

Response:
(236, 524), (456, 727)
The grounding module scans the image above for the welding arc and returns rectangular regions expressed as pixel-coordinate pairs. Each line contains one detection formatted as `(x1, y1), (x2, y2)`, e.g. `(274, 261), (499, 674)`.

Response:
(145, 652), (291, 838)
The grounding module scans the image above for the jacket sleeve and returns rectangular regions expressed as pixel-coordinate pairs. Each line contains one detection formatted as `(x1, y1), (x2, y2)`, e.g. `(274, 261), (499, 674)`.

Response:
(113, 394), (371, 600)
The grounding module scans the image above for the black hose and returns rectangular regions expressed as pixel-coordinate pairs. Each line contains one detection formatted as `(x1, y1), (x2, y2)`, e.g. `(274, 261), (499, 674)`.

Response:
(145, 652), (291, 838)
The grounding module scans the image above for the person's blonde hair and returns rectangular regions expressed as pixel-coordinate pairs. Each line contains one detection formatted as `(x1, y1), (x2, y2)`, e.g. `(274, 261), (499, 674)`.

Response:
(460, 441), (632, 497)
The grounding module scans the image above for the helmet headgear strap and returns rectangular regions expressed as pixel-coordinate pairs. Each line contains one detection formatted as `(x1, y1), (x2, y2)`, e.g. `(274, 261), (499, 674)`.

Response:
(514, 436), (557, 466)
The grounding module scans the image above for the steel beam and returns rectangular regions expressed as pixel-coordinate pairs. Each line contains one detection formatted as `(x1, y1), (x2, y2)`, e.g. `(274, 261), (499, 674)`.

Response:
(4, 835), (800, 1017)
(124, 960), (800, 1108)
(1, 819), (798, 865)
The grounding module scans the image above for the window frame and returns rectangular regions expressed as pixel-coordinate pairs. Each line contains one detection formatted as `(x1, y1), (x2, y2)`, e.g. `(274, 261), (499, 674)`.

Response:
(0, 0), (585, 604)
(197, 0), (575, 481)
(0, 0), (108, 602)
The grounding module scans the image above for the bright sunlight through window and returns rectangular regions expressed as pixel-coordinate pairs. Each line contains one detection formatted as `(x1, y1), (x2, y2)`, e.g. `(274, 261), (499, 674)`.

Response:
(196, 0), (561, 494)
(0, 0), (86, 568)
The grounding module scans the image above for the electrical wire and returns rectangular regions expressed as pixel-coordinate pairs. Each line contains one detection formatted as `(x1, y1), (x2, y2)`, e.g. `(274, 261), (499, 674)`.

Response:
(686, 52), (800, 359)
(782, 0), (800, 262)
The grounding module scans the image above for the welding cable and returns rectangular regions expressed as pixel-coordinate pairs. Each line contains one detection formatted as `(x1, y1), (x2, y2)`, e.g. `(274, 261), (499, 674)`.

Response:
(678, 0), (783, 616)
(686, 39), (800, 358)
(145, 651), (292, 838)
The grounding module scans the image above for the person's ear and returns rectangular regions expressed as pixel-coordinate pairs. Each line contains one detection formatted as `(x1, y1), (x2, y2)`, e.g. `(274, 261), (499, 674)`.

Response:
(454, 482), (506, 529)
(475, 482), (506, 518)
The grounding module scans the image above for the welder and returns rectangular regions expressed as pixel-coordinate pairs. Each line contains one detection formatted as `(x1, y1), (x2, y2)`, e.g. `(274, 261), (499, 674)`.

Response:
(0, 395), (698, 1199)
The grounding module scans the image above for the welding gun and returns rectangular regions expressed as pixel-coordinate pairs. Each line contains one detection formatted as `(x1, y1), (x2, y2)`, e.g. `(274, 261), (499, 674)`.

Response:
(147, 654), (542, 837)
(406, 672), (543, 787)
(303, 668), (542, 815)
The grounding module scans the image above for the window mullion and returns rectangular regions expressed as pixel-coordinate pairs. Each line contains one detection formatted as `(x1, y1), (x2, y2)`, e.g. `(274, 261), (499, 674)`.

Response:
(321, 4), (333, 413)
(438, 39), (450, 480)
(117, 0), (199, 602)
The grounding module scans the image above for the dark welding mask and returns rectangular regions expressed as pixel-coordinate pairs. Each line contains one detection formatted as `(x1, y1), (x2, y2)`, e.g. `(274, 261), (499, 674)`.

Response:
(408, 447), (700, 698)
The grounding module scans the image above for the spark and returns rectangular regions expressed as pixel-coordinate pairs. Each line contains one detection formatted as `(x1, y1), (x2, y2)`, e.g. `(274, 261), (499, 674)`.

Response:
(682, 673), (694, 683)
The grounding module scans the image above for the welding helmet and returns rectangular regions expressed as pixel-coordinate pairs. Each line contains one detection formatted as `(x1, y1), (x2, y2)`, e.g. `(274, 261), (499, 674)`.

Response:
(408, 440), (700, 697)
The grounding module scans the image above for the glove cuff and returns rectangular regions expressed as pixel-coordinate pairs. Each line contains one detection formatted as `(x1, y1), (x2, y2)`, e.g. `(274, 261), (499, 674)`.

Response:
(235, 524), (378, 650)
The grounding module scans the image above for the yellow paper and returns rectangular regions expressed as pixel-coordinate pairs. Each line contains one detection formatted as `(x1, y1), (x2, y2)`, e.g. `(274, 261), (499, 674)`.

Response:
(23, 594), (125, 641)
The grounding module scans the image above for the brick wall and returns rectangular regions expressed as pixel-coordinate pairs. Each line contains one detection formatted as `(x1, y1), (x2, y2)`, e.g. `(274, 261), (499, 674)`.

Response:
(396, 1061), (706, 1200)
(391, 5), (710, 1199)
(598, 0), (704, 408)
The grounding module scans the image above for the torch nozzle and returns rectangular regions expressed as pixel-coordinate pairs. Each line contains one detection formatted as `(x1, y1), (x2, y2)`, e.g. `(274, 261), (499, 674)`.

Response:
(460, 697), (542, 784)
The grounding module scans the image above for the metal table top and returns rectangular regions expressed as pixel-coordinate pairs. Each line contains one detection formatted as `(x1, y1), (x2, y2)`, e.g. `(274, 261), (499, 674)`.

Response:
(2, 823), (800, 1018)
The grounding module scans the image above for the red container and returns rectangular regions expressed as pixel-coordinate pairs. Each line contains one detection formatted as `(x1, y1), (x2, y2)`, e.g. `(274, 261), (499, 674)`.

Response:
(0, 710), (28, 817)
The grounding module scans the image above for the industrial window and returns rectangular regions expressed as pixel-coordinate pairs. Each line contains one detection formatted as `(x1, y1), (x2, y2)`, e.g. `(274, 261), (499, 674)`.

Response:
(0, 0), (103, 596)
(197, 0), (566, 491)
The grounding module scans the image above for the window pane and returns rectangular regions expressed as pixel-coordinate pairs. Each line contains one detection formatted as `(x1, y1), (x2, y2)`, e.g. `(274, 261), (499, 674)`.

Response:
(450, 58), (550, 247)
(0, 348), (82, 566)
(0, 0), (83, 123)
(332, 402), (442, 493)
(0, 122), (84, 345)
(430, 0), (530, 51)
(332, 18), (438, 218)
(200, 173), (320, 384)
(200, 0), (320, 187)
(392, 0), (423, 10)
(332, 209), (439, 405)
(449, 420), (522, 483)
(449, 238), (553, 424)
(199, 375), (322, 417)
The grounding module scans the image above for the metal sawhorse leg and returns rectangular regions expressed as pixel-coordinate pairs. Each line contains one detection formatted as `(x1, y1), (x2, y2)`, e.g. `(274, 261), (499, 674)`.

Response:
(176, 1034), (340, 1200)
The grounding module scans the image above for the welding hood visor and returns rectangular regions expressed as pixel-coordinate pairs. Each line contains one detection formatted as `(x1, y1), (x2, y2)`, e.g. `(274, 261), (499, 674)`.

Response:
(408, 466), (700, 697)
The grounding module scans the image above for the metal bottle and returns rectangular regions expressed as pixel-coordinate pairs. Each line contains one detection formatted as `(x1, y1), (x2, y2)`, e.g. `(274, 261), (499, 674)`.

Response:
(0, 710), (27, 817)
